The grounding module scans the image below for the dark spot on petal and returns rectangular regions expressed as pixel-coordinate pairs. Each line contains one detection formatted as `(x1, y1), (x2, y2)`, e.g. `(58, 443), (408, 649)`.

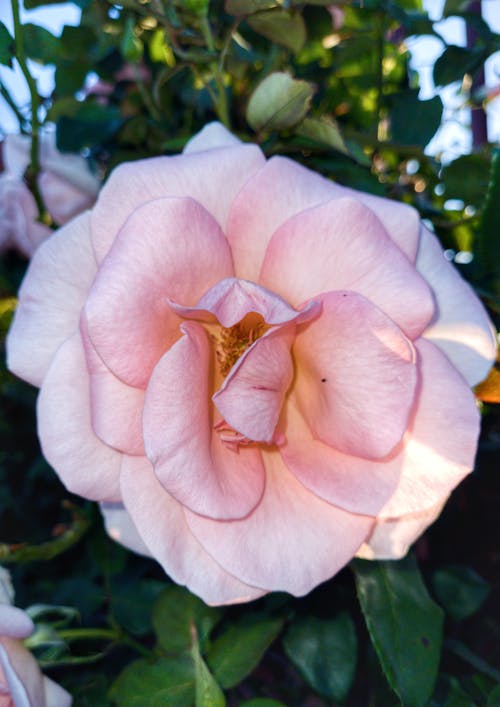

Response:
(321, 378), (327, 382)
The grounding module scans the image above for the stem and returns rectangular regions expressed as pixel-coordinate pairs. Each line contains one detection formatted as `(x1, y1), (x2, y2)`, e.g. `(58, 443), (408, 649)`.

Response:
(0, 81), (28, 132)
(200, 17), (230, 127)
(58, 624), (152, 658)
(132, 64), (161, 121)
(11, 0), (47, 220)
(0, 502), (91, 563)
(375, 12), (385, 140)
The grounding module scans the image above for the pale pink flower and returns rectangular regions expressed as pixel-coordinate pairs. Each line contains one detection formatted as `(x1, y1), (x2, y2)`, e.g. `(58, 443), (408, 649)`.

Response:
(6, 123), (497, 604)
(0, 573), (71, 706)
(0, 132), (99, 257)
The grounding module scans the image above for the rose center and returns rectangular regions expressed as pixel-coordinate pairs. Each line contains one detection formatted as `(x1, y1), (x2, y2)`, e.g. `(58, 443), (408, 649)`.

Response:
(211, 312), (268, 378)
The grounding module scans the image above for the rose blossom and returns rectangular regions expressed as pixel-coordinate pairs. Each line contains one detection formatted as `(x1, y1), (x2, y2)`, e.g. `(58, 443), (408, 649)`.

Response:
(6, 123), (496, 605)
(0, 132), (99, 257)
(0, 569), (71, 706)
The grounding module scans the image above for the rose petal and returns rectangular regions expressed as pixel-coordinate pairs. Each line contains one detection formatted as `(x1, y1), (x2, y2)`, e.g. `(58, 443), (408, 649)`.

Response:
(85, 197), (234, 388)
(417, 226), (497, 386)
(183, 121), (241, 154)
(214, 326), (294, 443)
(356, 502), (445, 560)
(293, 291), (417, 459)
(186, 450), (373, 596)
(38, 333), (122, 502)
(91, 144), (265, 262)
(143, 322), (265, 520)
(376, 338), (480, 518)
(260, 197), (434, 339)
(169, 277), (320, 328)
(280, 401), (400, 515)
(6, 212), (96, 387)
(0, 606), (33, 640)
(43, 676), (73, 707)
(0, 639), (44, 707)
(100, 502), (151, 556)
(80, 316), (145, 455)
(226, 156), (421, 281)
(120, 456), (265, 605)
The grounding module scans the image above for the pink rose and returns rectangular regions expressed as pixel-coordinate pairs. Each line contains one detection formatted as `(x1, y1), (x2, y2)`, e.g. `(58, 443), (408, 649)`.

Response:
(6, 123), (496, 605)
(0, 586), (71, 706)
(0, 132), (99, 257)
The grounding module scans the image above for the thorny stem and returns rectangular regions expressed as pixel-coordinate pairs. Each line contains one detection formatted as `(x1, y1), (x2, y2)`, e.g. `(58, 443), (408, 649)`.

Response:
(11, 0), (47, 221)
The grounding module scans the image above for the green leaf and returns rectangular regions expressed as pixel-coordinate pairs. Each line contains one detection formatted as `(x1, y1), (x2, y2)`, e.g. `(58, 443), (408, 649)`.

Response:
(225, 0), (278, 14)
(247, 9), (306, 53)
(353, 555), (444, 707)
(388, 90), (443, 147)
(241, 701), (286, 707)
(433, 45), (485, 86)
(476, 148), (500, 287)
(283, 612), (357, 701)
(443, 0), (475, 17)
(442, 153), (491, 207)
(192, 640), (226, 707)
(56, 105), (122, 151)
(0, 22), (14, 67)
(152, 585), (221, 654)
(21, 23), (58, 64)
(295, 116), (349, 155)
(247, 72), (314, 132)
(121, 17), (143, 63)
(111, 579), (164, 636)
(109, 656), (194, 707)
(432, 566), (490, 621)
(55, 62), (90, 96)
(207, 613), (284, 689)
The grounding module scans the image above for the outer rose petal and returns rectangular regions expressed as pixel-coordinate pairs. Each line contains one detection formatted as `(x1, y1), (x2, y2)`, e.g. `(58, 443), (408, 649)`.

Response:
(417, 226), (497, 386)
(38, 171), (96, 226)
(0, 639), (45, 707)
(43, 676), (72, 707)
(100, 502), (151, 556)
(38, 333), (122, 502)
(260, 197), (434, 340)
(293, 291), (417, 459)
(85, 197), (234, 388)
(226, 155), (420, 281)
(0, 176), (51, 257)
(183, 121), (241, 154)
(376, 338), (480, 518)
(91, 144), (265, 263)
(0, 606), (34, 640)
(356, 503), (445, 560)
(120, 456), (265, 605)
(186, 450), (373, 596)
(6, 212), (97, 387)
(283, 338), (479, 519)
(143, 322), (265, 520)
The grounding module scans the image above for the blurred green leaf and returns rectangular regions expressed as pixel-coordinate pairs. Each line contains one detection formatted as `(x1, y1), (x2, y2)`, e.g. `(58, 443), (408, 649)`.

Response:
(388, 90), (442, 147)
(433, 45), (485, 86)
(226, 0), (278, 14)
(476, 148), (500, 287)
(56, 105), (122, 151)
(0, 22), (14, 67)
(121, 17), (143, 63)
(432, 565), (490, 621)
(353, 555), (444, 707)
(247, 9), (306, 53)
(283, 612), (357, 701)
(442, 153), (490, 207)
(207, 613), (284, 689)
(152, 585), (220, 654)
(192, 640), (226, 707)
(22, 23), (58, 64)
(247, 72), (314, 132)
(240, 701), (286, 707)
(295, 116), (349, 155)
(109, 656), (194, 707)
